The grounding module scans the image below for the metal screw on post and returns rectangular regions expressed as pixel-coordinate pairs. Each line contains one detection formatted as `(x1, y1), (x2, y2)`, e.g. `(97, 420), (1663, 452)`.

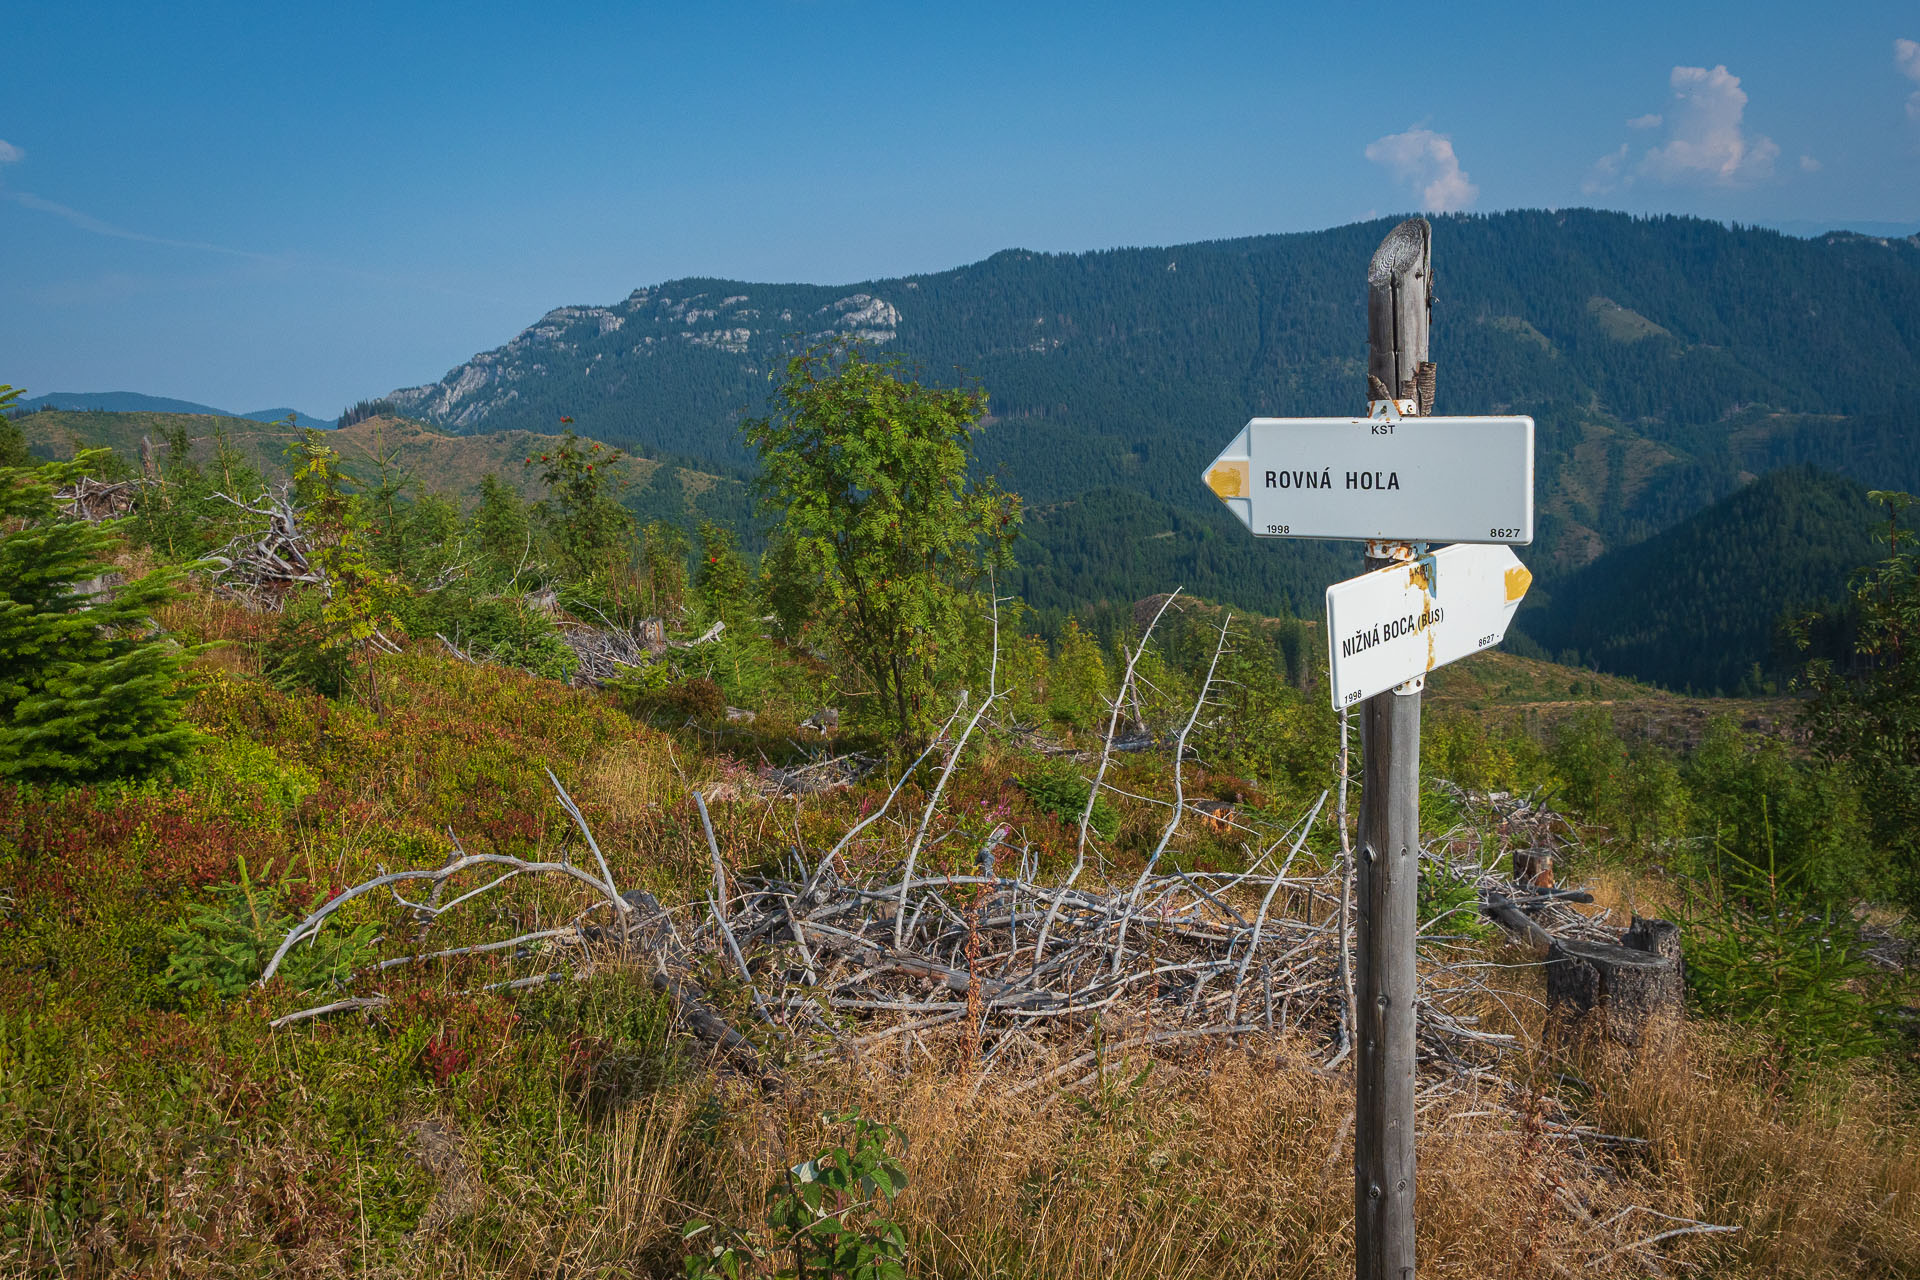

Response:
(1355, 216), (1430, 1280)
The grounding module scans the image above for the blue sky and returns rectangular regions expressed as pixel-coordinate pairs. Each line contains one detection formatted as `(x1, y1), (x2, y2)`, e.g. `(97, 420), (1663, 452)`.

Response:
(3, 1), (1917, 417)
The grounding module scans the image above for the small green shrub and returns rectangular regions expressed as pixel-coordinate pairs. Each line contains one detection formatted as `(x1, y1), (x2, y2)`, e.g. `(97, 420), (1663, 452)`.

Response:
(1046, 617), (1110, 728)
(1417, 860), (1492, 940)
(175, 733), (319, 817)
(0, 444), (200, 783)
(609, 659), (677, 708)
(416, 591), (580, 683)
(665, 677), (726, 721)
(1017, 761), (1119, 841)
(613, 667), (727, 721)
(264, 588), (358, 697)
(1683, 806), (1892, 1065)
(163, 856), (377, 998)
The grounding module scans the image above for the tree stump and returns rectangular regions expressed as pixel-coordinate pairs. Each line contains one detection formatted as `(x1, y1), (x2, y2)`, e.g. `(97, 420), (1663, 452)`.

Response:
(1545, 938), (1682, 1046)
(1511, 847), (1555, 888)
(1621, 916), (1683, 968)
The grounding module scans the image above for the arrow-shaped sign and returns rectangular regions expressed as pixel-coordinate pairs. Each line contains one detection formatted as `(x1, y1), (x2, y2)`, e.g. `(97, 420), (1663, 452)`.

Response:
(1204, 413), (1534, 545)
(1325, 543), (1533, 710)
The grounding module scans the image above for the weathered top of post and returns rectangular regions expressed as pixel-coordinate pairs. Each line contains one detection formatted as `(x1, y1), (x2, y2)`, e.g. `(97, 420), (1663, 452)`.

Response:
(1366, 218), (1434, 414)
(1367, 218), (1430, 289)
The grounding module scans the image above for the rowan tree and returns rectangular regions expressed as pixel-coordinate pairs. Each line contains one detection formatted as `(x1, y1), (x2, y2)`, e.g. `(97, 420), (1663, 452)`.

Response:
(525, 429), (631, 580)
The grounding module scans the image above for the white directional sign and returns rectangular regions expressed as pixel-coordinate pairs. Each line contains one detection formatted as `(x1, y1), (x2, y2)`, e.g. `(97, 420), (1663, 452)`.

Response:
(1203, 413), (1534, 545)
(1325, 543), (1533, 710)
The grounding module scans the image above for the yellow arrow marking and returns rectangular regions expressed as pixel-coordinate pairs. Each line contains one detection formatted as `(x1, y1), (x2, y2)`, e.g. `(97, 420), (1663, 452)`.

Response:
(1207, 461), (1248, 499)
(1504, 564), (1533, 603)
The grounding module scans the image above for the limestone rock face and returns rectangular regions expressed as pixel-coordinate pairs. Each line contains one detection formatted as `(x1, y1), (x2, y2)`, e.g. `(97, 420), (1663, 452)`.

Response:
(385, 287), (902, 436)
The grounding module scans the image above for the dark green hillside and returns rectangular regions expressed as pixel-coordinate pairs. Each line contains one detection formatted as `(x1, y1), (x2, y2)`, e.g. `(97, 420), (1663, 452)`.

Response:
(18, 409), (749, 525)
(1515, 467), (1885, 694)
(1013, 487), (1360, 623)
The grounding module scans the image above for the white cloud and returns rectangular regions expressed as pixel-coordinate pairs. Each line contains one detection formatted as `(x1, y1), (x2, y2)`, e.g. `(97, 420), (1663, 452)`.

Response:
(7, 190), (279, 261)
(1640, 65), (1778, 186)
(1898, 38), (1920, 122)
(1799, 154), (1822, 172)
(1589, 64), (1783, 193)
(1583, 144), (1630, 195)
(0, 139), (22, 166)
(1364, 127), (1479, 212)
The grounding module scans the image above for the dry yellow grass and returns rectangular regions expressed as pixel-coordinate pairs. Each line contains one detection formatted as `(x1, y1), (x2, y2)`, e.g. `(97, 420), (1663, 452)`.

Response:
(389, 1018), (1917, 1279)
(1579, 1033), (1920, 1277)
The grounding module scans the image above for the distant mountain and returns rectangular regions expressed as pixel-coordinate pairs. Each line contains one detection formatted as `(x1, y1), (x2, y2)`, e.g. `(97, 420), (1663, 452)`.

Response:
(1765, 219), (1920, 241)
(14, 392), (334, 428)
(19, 391), (233, 417)
(1514, 466), (1886, 694)
(379, 209), (1920, 627)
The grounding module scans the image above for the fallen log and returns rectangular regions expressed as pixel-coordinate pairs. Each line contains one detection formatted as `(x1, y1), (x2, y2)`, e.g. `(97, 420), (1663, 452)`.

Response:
(1481, 891), (1553, 955)
(622, 889), (783, 1087)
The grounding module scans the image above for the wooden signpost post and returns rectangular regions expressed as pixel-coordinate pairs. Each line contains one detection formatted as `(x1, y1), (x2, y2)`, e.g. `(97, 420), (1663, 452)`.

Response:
(1200, 217), (1536, 1280)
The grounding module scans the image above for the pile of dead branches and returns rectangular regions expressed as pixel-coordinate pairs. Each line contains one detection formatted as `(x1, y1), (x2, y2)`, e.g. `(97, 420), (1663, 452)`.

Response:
(55, 475), (143, 522)
(555, 616), (725, 685)
(201, 487), (324, 608)
(252, 589), (1738, 1269)
(266, 590), (1575, 1094)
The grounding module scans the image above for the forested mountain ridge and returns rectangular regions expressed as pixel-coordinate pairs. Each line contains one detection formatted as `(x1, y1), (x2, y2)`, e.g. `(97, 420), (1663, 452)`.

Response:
(1513, 466), (1888, 694)
(383, 210), (1920, 620)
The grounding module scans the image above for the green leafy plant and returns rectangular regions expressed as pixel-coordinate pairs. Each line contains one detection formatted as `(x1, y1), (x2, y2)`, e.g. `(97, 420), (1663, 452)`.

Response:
(264, 587), (360, 697)
(407, 589), (579, 683)
(1796, 488), (1920, 909)
(1046, 617), (1110, 728)
(684, 1108), (910, 1280)
(525, 428), (633, 580)
(665, 676), (727, 721)
(472, 472), (535, 584)
(0, 384), (27, 468)
(609, 658), (678, 705)
(644, 520), (690, 617)
(1417, 860), (1493, 940)
(163, 856), (378, 998)
(129, 419), (269, 560)
(283, 431), (408, 707)
(695, 518), (756, 625)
